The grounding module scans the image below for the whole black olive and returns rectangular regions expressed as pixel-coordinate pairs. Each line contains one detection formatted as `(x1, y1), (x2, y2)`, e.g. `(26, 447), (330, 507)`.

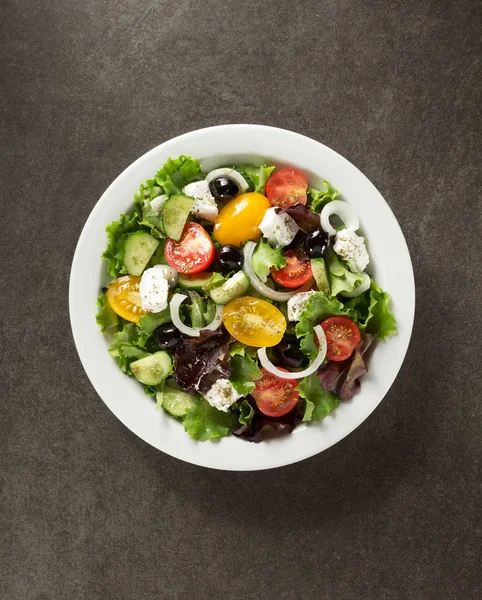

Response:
(273, 334), (309, 369)
(153, 323), (182, 349)
(305, 227), (330, 258)
(215, 245), (244, 273)
(209, 176), (239, 201)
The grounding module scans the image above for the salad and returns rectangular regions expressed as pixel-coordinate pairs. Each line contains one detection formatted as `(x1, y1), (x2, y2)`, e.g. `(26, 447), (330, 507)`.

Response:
(96, 156), (397, 443)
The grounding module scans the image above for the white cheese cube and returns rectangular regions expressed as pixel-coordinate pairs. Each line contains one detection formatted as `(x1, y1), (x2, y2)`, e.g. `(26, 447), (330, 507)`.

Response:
(333, 229), (370, 273)
(183, 180), (219, 221)
(204, 379), (242, 412)
(140, 267), (169, 312)
(149, 194), (167, 215)
(287, 291), (316, 321)
(259, 207), (299, 248)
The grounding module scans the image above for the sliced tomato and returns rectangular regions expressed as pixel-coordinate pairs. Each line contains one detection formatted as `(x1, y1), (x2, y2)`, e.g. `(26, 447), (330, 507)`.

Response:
(271, 250), (312, 288)
(107, 275), (147, 323)
(251, 368), (299, 417)
(321, 316), (361, 362)
(165, 222), (215, 274)
(265, 167), (308, 208)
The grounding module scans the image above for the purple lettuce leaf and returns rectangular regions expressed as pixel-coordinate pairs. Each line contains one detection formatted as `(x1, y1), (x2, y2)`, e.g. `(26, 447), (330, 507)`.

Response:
(232, 397), (305, 443)
(318, 334), (375, 401)
(276, 203), (320, 232)
(174, 328), (232, 394)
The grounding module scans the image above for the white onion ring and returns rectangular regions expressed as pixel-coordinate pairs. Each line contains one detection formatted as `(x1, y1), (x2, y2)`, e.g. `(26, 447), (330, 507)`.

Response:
(205, 168), (249, 192)
(320, 200), (359, 236)
(340, 272), (371, 298)
(257, 325), (327, 380)
(243, 242), (313, 302)
(169, 293), (223, 337)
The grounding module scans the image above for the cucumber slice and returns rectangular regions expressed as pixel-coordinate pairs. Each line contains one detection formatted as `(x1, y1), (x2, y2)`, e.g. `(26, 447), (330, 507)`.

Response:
(158, 385), (198, 418)
(311, 257), (331, 296)
(123, 231), (160, 276)
(162, 195), (194, 241)
(178, 272), (215, 291)
(130, 351), (172, 385)
(209, 271), (250, 305)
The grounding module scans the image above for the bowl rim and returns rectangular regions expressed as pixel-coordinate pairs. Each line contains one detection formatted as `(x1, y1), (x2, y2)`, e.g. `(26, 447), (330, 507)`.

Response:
(69, 124), (415, 471)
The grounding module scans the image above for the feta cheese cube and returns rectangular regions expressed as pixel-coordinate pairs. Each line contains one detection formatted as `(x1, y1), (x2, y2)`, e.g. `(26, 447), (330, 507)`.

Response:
(333, 229), (369, 273)
(204, 379), (242, 412)
(183, 180), (219, 221)
(140, 267), (169, 312)
(287, 291), (316, 321)
(259, 207), (299, 248)
(149, 194), (167, 215)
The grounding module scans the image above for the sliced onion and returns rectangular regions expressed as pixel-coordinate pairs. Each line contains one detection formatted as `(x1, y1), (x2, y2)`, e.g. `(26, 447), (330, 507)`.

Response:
(205, 168), (249, 192)
(340, 272), (371, 298)
(320, 200), (359, 236)
(169, 293), (223, 337)
(243, 242), (313, 302)
(257, 325), (327, 380)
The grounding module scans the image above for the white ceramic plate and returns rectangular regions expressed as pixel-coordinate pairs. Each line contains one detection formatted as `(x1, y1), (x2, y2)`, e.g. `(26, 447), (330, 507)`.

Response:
(69, 124), (415, 471)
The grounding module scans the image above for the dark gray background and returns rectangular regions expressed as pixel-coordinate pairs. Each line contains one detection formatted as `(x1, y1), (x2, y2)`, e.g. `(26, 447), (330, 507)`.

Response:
(1, 0), (481, 598)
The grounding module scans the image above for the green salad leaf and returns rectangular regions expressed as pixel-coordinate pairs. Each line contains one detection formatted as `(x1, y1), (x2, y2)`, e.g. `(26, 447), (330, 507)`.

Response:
(252, 238), (287, 282)
(108, 323), (150, 374)
(95, 293), (119, 332)
(237, 399), (255, 426)
(325, 249), (364, 297)
(230, 354), (262, 397)
(102, 212), (140, 279)
(237, 164), (276, 193)
(296, 292), (358, 359)
(155, 156), (201, 195)
(202, 272), (225, 292)
(307, 180), (338, 213)
(138, 198), (164, 238)
(183, 399), (233, 441)
(137, 309), (171, 340)
(297, 373), (339, 422)
(345, 280), (397, 339)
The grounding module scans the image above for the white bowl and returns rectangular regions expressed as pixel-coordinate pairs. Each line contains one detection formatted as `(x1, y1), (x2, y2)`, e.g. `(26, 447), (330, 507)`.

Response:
(69, 124), (415, 471)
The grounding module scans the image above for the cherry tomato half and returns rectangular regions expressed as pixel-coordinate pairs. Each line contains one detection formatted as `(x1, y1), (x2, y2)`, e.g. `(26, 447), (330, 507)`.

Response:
(271, 250), (313, 288)
(222, 296), (287, 347)
(165, 222), (215, 274)
(213, 192), (270, 246)
(265, 167), (308, 208)
(321, 316), (361, 362)
(251, 368), (300, 417)
(107, 275), (147, 323)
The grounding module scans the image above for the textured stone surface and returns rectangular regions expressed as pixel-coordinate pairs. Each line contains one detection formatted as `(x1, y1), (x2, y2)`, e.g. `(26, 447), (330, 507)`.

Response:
(1, 0), (481, 598)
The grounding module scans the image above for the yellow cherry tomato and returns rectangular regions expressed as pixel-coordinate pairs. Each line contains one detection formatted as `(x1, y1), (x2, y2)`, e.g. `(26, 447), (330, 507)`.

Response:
(213, 192), (270, 246)
(222, 296), (287, 347)
(107, 275), (147, 323)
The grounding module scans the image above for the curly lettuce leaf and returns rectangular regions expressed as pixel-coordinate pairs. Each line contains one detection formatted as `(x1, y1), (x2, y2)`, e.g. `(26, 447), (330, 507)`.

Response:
(108, 323), (150, 374)
(252, 238), (287, 283)
(95, 293), (119, 332)
(137, 309), (171, 340)
(296, 292), (358, 359)
(202, 272), (226, 292)
(344, 280), (397, 339)
(297, 373), (339, 422)
(325, 249), (364, 297)
(236, 165), (276, 193)
(307, 180), (338, 213)
(237, 399), (255, 426)
(232, 399), (304, 443)
(183, 399), (233, 441)
(102, 212), (140, 279)
(134, 178), (163, 212)
(155, 156), (201, 195)
(230, 355), (262, 397)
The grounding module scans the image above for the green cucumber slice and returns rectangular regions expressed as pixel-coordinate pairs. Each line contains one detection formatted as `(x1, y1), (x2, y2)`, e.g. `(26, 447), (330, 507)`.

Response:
(159, 385), (198, 418)
(311, 257), (331, 296)
(130, 351), (172, 385)
(123, 231), (160, 276)
(209, 271), (249, 305)
(162, 195), (194, 241)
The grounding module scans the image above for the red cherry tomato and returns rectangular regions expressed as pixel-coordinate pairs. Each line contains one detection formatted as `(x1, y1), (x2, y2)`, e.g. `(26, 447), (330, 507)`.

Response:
(271, 250), (313, 288)
(265, 167), (308, 208)
(165, 222), (215, 274)
(321, 316), (361, 362)
(251, 368), (300, 417)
